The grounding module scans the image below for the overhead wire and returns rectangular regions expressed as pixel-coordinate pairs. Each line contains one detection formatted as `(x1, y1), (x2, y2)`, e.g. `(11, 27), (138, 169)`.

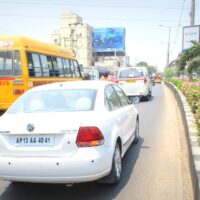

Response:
(0, 0), (192, 10)
(170, 0), (187, 56)
(0, 1), (191, 23)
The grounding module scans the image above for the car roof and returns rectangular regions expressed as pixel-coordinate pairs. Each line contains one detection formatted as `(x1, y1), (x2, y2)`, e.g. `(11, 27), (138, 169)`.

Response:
(28, 80), (113, 92)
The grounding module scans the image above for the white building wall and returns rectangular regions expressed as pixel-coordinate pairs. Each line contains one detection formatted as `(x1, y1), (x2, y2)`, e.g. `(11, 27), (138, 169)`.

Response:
(51, 12), (93, 68)
(51, 29), (61, 46)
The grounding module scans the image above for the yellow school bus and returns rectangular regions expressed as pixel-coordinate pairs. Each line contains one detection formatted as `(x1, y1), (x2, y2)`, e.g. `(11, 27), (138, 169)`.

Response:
(0, 36), (83, 111)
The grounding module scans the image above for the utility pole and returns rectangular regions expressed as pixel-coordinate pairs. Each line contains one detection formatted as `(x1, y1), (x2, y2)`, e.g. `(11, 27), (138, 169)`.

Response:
(159, 25), (171, 68)
(190, 0), (195, 25)
(166, 26), (171, 68)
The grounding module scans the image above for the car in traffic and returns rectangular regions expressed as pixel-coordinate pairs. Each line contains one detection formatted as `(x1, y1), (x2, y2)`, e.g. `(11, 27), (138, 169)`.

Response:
(117, 67), (152, 102)
(153, 74), (162, 84)
(0, 80), (139, 185)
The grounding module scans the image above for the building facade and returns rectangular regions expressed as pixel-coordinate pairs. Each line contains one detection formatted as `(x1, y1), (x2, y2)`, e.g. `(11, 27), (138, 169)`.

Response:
(51, 12), (129, 74)
(51, 12), (93, 68)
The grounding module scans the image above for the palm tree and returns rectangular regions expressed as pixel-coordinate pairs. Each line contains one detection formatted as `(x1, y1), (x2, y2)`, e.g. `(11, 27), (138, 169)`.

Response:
(176, 41), (200, 76)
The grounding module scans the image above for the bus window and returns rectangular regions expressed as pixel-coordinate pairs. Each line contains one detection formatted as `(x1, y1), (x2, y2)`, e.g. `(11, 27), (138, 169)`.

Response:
(0, 54), (3, 70)
(27, 53), (35, 77)
(69, 59), (76, 77)
(52, 57), (59, 77)
(32, 53), (42, 77)
(57, 58), (64, 77)
(73, 60), (81, 78)
(63, 58), (72, 77)
(47, 56), (53, 77)
(13, 51), (22, 77)
(0, 51), (12, 76)
(27, 53), (42, 77)
(40, 54), (50, 77)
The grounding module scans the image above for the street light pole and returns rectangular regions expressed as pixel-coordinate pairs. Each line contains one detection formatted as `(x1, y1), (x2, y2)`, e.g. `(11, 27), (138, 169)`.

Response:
(159, 25), (171, 68)
(190, 0), (195, 25)
(166, 26), (171, 68)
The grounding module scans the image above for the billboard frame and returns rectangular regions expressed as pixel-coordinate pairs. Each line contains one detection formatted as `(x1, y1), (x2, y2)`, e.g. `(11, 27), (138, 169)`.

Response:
(182, 25), (200, 51)
(93, 27), (125, 53)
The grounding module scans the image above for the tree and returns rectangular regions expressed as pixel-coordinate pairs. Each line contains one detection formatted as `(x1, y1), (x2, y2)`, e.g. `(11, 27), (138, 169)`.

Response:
(176, 41), (200, 75)
(187, 56), (200, 74)
(136, 61), (148, 67)
(135, 61), (157, 74)
(164, 68), (175, 80)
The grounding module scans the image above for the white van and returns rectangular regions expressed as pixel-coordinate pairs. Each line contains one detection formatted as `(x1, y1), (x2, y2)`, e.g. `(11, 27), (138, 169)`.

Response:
(117, 67), (152, 102)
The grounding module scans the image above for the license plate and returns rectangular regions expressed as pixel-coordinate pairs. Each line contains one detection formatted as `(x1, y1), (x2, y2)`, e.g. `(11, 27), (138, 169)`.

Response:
(13, 135), (55, 146)
(126, 80), (136, 83)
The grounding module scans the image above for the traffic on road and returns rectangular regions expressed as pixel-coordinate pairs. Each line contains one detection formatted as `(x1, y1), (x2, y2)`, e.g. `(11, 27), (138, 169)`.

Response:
(0, 1), (197, 198)
(0, 83), (193, 200)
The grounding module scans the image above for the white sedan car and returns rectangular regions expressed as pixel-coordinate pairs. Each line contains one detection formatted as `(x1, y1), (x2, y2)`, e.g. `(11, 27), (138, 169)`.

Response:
(0, 80), (139, 184)
(117, 67), (152, 102)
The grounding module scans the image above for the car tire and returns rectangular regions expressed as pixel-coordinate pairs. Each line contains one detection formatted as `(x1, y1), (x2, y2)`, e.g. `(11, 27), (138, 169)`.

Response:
(97, 143), (122, 184)
(133, 119), (139, 144)
(144, 91), (151, 101)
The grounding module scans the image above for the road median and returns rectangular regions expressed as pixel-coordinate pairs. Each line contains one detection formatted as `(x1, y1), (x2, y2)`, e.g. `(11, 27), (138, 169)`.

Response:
(165, 81), (199, 200)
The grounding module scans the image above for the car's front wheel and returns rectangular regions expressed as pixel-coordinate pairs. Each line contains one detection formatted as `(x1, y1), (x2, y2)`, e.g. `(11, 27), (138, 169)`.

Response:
(98, 143), (122, 184)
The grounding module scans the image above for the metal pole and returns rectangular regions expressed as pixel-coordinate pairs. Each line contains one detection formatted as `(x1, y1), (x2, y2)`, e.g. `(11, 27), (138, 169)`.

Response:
(190, 0), (195, 25)
(166, 26), (171, 68)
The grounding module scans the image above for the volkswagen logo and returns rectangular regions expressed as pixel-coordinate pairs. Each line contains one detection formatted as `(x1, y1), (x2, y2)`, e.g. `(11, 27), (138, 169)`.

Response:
(27, 124), (35, 132)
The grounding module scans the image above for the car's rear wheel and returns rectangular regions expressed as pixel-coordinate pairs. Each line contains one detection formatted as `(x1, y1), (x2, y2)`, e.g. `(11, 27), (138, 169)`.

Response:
(98, 143), (122, 184)
(143, 91), (151, 101)
(133, 119), (139, 144)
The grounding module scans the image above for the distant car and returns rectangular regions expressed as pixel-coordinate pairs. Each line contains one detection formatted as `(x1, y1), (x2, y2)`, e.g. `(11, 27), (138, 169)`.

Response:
(117, 67), (152, 102)
(0, 80), (139, 184)
(149, 75), (155, 86)
(153, 74), (162, 83)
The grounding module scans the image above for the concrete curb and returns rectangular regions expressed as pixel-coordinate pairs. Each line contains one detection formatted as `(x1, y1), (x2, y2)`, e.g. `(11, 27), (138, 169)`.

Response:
(164, 81), (199, 200)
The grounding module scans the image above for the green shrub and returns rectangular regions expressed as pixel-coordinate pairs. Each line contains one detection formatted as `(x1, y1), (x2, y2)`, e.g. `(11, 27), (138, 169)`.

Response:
(169, 78), (200, 135)
(164, 69), (175, 80)
(182, 84), (200, 135)
(170, 79), (183, 90)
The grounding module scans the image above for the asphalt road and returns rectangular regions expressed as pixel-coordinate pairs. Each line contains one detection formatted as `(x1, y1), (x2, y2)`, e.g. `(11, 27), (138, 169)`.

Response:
(0, 83), (194, 200)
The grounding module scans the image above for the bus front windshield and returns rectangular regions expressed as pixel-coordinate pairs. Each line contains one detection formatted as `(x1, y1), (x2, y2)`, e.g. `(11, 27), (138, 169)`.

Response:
(0, 50), (22, 77)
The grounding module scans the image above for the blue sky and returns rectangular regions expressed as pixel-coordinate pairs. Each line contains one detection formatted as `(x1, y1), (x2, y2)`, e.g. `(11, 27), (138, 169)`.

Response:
(0, 0), (200, 71)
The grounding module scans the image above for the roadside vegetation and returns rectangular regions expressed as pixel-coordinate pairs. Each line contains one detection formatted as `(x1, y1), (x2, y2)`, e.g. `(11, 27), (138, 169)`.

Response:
(164, 41), (200, 137)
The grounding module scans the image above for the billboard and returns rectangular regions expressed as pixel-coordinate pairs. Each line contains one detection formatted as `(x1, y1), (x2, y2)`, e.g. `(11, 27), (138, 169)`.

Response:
(182, 25), (200, 51)
(93, 27), (125, 53)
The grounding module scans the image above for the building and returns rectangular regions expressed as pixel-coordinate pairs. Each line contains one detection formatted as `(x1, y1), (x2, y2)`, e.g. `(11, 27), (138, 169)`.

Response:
(51, 12), (129, 74)
(51, 12), (93, 68)
(51, 29), (61, 46)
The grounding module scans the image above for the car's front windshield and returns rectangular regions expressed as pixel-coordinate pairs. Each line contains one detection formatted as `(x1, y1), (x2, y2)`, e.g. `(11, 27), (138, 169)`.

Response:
(7, 89), (97, 113)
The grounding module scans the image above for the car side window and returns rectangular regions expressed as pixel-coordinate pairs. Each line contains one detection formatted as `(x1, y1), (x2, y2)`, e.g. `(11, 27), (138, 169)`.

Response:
(112, 85), (129, 106)
(105, 85), (121, 111)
